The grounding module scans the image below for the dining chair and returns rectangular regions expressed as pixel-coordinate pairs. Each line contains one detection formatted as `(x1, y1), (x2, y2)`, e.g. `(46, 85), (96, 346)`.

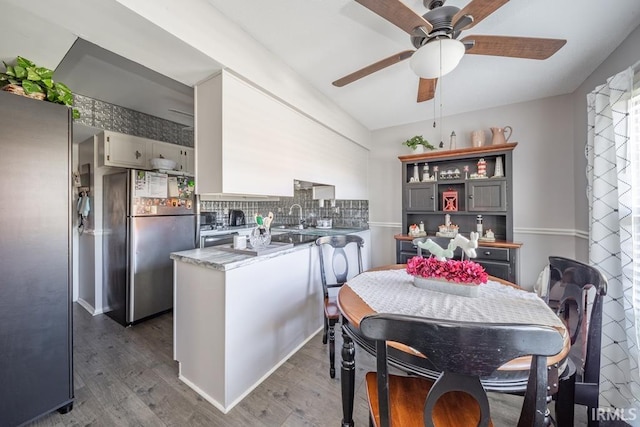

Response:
(315, 235), (364, 378)
(360, 313), (565, 427)
(546, 256), (608, 427)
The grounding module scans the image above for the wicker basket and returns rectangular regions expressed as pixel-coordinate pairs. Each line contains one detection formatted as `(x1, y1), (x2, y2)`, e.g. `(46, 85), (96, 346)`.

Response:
(1, 83), (46, 100)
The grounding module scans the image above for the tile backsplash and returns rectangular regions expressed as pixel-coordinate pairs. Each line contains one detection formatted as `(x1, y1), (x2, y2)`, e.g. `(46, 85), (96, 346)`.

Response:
(74, 94), (193, 147)
(201, 188), (368, 229)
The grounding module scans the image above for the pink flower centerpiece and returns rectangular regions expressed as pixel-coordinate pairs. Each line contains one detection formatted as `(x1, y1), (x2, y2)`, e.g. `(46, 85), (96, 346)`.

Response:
(406, 256), (488, 296)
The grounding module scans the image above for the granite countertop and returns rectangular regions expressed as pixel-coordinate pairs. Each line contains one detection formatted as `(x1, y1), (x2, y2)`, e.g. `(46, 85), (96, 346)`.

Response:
(172, 227), (368, 271)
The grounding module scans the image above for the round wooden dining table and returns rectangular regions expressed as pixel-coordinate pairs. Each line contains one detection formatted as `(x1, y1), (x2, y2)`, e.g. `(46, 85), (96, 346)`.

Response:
(336, 264), (570, 427)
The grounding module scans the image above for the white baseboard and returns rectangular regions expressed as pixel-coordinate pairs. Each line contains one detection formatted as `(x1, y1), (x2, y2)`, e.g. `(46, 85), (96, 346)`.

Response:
(76, 298), (104, 316)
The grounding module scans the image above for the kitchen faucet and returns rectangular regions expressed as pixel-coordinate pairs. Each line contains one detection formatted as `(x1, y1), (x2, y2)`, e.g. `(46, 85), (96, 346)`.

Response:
(288, 204), (303, 228)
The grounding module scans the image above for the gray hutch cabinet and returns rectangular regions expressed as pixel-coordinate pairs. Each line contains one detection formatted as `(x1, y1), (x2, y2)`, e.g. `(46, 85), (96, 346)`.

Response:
(396, 143), (521, 283)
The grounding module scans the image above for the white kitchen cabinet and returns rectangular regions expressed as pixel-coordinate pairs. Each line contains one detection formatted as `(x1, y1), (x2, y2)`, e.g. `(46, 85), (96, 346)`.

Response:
(150, 141), (194, 174)
(181, 146), (195, 174)
(151, 141), (182, 167)
(195, 70), (368, 199)
(97, 130), (149, 169)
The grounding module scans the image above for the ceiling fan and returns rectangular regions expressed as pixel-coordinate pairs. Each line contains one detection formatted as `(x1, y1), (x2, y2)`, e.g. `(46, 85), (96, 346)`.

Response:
(332, 0), (566, 102)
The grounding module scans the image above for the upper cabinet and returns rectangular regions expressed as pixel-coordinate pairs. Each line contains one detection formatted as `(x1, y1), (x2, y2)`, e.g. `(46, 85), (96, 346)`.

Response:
(398, 144), (517, 242)
(151, 141), (194, 174)
(97, 130), (194, 174)
(98, 131), (148, 169)
(195, 70), (368, 199)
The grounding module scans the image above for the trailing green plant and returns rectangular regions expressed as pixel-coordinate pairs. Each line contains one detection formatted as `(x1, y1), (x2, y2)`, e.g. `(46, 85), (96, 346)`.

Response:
(0, 56), (80, 119)
(402, 135), (435, 150)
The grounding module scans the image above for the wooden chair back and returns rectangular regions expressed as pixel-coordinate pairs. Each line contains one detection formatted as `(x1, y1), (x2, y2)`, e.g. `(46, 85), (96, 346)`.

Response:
(315, 235), (364, 298)
(547, 257), (607, 384)
(360, 313), (565, 427)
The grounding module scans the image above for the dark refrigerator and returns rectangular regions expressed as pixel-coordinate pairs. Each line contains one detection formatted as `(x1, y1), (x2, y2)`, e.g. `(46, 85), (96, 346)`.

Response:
(0, 91), (74, 425)
(103, 169), (196, 326)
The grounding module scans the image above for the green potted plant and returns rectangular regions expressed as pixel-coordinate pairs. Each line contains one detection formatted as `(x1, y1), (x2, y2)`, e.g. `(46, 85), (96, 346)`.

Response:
(0, 56), (80, 118)
(403, 135), (435, 153)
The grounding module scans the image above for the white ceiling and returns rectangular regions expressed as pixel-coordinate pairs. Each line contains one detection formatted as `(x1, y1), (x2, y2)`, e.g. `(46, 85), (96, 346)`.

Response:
(204, 0), (640, 130)
(2, 0), (640, 132)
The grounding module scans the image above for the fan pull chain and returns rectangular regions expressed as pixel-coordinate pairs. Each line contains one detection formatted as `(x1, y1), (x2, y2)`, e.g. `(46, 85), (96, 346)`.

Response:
(433, 91), (436, 128)
(438, 39), (444, 148)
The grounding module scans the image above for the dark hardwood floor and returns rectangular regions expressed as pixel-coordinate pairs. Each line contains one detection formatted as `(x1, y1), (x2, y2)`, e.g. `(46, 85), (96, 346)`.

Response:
(27, 304), (588, 426)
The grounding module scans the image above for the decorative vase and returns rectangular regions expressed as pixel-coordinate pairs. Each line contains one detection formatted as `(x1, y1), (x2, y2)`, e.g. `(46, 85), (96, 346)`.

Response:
(471, 130), (485, 147)
(413, 145), (425, 154)
(249, 226), (271, 250)
(412, 276), (480, 298)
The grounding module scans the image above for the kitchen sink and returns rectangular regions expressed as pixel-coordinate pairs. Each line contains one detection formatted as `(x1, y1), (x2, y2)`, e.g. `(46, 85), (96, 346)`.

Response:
(269, 232), (320, 246)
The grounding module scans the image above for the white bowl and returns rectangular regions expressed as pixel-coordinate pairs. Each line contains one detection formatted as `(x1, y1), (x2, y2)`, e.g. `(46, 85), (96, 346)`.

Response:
(150, 158), (177, 170)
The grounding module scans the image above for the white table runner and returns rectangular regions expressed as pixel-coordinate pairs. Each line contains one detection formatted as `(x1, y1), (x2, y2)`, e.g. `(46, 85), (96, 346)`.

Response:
(347, 269), (564, 329)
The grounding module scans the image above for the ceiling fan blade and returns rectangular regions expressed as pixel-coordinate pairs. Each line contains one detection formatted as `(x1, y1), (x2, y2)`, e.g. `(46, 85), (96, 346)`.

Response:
(417, 78), (437, 102)
(452, 0), (509, 30)
(332, 50), (414, 87)
(355, 0), (432, 34)
(461, 35), (567, 59)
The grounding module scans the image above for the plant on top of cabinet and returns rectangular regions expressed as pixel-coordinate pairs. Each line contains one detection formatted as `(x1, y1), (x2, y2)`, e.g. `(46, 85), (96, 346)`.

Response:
(403, 135), (435, 152)
(0, 56), (80, 118)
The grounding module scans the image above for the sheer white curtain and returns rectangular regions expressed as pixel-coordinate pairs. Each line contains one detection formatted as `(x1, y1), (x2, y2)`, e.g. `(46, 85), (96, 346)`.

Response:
(586, 65), (640, 414)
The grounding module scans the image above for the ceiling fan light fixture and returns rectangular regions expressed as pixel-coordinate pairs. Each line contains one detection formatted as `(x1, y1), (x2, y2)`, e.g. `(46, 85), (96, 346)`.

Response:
(410, 38), (465, 79)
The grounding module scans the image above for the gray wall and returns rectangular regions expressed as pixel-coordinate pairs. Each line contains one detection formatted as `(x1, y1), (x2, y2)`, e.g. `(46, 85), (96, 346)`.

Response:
(369, 95), (575, 289)
(367, 23), (640, 289)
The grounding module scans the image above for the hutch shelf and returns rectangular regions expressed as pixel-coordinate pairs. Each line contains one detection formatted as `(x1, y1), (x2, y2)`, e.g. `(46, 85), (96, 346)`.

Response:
(395, 143), (522, 282)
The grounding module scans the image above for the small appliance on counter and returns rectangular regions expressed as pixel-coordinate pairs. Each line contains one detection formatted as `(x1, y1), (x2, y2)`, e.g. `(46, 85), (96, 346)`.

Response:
(229, 209), (246, 226)
(317, 218), (332, 229)
(200, 211), (217, 231)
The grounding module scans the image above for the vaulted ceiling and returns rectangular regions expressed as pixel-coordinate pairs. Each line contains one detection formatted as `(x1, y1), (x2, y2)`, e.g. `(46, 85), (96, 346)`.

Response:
(205, 0), (640, 129)
(2, 0), (640, 131)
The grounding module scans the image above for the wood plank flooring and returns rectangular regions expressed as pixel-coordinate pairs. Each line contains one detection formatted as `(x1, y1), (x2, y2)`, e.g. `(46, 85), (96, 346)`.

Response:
(27, 304), (589, 426)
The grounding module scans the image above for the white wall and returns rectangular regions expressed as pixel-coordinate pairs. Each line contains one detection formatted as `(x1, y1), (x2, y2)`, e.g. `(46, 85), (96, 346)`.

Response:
(113, 0), (371, 149)
(369, 95), (578, 289)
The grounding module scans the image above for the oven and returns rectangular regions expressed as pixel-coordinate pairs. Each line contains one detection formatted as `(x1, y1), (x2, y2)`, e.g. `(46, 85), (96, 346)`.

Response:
(200, 232), (238, 248)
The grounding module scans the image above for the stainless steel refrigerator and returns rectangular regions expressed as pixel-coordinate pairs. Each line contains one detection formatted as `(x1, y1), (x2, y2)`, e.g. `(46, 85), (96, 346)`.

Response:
(0, 91), (74, 424)
(103, 169), (196, 326)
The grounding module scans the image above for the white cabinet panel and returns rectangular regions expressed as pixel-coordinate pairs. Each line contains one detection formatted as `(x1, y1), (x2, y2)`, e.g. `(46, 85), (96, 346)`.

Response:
(151, 141), (194, 174)
(98, 131), (148, 169)
(151, 141), (182, 166)
(196, 71), (369, 199)
(182, 147), (195, 174)
(221, 75), (295, 196)
(97, 131), (193, 175)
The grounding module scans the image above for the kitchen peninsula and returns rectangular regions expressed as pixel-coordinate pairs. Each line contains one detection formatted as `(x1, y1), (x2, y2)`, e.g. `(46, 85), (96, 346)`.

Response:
(170, 228), (370, 413)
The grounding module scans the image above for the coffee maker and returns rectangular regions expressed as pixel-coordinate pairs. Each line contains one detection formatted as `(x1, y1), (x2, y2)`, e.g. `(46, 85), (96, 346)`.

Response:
(229, 209), (246, 226)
